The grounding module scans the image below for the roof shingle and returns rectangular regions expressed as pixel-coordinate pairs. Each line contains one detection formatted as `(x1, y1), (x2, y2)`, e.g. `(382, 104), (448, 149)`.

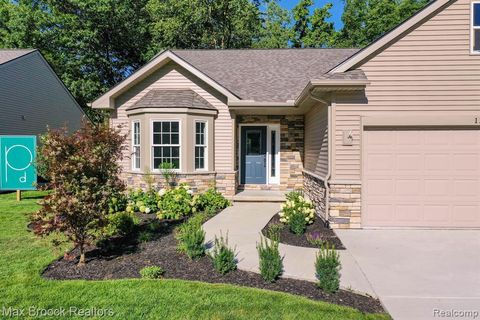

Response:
(126, 89), (216, 111)
(0, 49), (36, 65)
(172, 48), (359, 102)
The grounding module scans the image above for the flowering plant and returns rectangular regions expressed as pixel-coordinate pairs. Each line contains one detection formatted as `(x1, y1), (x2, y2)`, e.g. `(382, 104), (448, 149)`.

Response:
(279, 191), (315, 235)
(157, 183), (193, 220)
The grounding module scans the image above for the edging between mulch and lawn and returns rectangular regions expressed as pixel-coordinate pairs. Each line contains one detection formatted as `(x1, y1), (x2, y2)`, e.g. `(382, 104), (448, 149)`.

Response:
(41, 213), (385, 315)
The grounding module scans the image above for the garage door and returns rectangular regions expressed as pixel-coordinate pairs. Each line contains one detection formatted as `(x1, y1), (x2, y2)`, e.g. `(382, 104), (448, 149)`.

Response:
(363, 128), (480, 228)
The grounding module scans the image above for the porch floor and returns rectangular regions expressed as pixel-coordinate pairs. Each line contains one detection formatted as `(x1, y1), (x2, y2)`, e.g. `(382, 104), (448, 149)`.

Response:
(233, 190), (286, 203)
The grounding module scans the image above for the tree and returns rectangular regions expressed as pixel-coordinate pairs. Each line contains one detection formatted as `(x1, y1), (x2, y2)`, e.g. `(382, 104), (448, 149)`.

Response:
(291, 0), (334, 48)
(147, 0), (262, 51)
(254, 0), (292, 48)
(335, 0), (429, 48)
(1, 0), (152, 113)
(32, 122), (126, 265)
(303, 3), (335, 48)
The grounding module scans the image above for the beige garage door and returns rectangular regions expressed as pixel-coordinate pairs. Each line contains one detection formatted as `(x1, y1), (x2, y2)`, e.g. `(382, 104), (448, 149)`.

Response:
(363, 128), (480, 228)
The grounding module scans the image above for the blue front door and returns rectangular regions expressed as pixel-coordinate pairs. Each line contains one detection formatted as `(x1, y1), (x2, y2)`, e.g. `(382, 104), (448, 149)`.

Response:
(241, 126), (267, 184)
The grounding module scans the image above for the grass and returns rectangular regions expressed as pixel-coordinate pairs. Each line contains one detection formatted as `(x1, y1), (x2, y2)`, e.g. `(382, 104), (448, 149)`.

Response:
(0, 191), (390, 319)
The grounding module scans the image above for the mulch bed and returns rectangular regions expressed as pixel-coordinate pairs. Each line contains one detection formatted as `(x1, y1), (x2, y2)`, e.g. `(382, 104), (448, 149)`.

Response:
(262, 214), (346, 249)
(42, 218), (383, 314)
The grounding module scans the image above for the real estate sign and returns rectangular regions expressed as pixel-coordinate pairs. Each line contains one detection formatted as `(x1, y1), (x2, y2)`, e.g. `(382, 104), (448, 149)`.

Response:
(0, 136), (36, 190)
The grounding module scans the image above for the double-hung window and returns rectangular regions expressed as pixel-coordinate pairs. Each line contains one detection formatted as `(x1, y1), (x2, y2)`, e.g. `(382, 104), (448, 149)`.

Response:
(132, 121), (141, 170)
(195, 121), (207, 170)
(152, 121), (180, 170)
(472, 2), (480, 53)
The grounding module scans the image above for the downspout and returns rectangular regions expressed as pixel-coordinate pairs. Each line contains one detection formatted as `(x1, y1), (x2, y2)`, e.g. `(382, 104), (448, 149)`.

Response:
(308, 91), (332, 226)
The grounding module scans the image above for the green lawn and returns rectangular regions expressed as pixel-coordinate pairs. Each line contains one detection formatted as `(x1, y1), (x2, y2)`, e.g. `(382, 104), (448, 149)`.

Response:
(0, 191), (389, 320)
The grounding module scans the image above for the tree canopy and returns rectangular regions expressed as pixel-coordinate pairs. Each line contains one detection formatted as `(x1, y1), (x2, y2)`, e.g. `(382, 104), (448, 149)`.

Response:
(0, 0), (429, 118)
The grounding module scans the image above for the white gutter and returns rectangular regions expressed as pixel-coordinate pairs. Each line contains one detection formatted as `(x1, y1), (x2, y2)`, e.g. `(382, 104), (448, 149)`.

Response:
(307, 91), (332, 226)
(228, 100), (296, 107)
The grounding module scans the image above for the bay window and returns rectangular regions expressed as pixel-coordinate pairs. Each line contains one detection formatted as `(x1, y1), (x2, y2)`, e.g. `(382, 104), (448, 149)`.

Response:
(195, 121), (207, 170)
(132, 121), (141, 170)
(152, 121), (180, 170)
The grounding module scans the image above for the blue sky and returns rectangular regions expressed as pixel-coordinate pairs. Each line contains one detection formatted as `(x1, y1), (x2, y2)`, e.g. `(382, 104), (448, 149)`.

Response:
(279, 0), (345, 30)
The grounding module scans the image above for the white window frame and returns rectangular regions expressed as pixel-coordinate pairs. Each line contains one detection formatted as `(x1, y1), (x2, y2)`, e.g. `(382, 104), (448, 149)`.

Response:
(238, 123), (280, 185)
(194, 120), (208, 171)
(132, 121), (141, 171)
(150, 119), (182, 172)
(471, 2), (480, 54)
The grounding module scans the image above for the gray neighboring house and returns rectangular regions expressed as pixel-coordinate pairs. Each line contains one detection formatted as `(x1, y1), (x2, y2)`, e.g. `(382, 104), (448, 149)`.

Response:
(0, 49), (86, 135)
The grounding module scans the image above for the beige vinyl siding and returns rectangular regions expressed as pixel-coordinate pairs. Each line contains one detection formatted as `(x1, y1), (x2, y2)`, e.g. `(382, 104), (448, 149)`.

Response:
(333, 0), (480, 181)
(304, 105), (328, 177)
(112, 62), (233, 173)
(0, 51), (84, 135)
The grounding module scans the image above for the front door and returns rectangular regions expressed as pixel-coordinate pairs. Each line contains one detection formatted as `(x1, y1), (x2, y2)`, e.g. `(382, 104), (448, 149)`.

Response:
(241, 126), (267, 184)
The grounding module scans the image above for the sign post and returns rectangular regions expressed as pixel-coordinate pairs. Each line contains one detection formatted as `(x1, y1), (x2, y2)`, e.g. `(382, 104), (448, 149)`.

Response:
(0, 136), (37, 199)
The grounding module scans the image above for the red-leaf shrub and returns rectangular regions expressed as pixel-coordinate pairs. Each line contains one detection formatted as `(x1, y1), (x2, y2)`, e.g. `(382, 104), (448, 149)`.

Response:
(32, 122), (126, 265)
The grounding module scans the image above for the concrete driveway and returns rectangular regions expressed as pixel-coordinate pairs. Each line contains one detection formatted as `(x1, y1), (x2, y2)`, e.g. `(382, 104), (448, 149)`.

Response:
(336, 229), (480, 320)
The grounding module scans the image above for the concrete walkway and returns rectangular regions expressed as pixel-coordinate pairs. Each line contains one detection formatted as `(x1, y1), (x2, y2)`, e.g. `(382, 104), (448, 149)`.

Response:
(203, 202), (376, 297)
(336, 229), (480, 320)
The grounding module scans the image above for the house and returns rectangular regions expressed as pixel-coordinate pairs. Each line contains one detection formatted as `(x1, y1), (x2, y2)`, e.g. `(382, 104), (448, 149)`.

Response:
(92, 0), (480, 229)
(0, 49), (85, 135)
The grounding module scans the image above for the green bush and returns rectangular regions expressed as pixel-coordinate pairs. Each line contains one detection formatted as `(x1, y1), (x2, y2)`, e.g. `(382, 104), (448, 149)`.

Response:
(266, 223), (283, 241)
(192, 188), (231, 216)
(279, 191), (315, 235)
(125, 188), (159, 214)
(102, 211), (139, 238)
(315, 244), (341, 293)
(108, 193), (127, 214)
(257, 236), (283, 283)
(157, 184), (193, 220)
(140, 266), (165, 279)
(175, 215), (206, 259)
(209, 233), (237, 275)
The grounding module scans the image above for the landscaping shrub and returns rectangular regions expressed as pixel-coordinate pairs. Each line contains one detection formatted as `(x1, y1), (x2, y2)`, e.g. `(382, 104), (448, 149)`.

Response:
(266, 223), (283, 241)
(159, 161), (178, 188)
(126, 188), (159, 214)
(32, 122), (126, 265)
(257, 236), (283, 283)
(315, 243), (341, 293)
(140, 266), (165, 279)
(192, 188), (231, 216)
(209, 232), (237, 275)
(175, 215), (206, 259)
(108, 194), (127, 214)
(103, 211), (139, 238)
(157, 184), (193, 220)
(279, 191), (315, 235)
(306, 231), (325, 247)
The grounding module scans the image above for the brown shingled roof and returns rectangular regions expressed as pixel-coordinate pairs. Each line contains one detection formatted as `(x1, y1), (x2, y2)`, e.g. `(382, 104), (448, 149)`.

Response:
(172, 48), (359, 102)
(126, 89), (216, 111)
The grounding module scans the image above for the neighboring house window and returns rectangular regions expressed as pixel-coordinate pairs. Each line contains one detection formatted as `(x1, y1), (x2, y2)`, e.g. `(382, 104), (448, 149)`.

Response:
(195, 121), (207, 170)
(473, 2), (480, 53)
(132, 121), (141, 170)
(152, 121), (180, 170)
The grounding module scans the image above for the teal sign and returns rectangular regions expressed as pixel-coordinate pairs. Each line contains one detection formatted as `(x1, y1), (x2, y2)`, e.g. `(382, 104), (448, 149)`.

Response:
(0, 136), (37, 190)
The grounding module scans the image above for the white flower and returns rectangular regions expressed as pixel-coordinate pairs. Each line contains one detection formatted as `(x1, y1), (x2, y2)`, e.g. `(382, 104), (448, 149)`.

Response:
(187, 189), (193, 195)
(280, 218), (287, 223)
(158, 189), (166, 196)
(280, 203), (286, 210)
(279, 211), (285, 217)
(145, 207), (151, 214)
(305, 217), (309, 222)
(306, 199), (312, 205)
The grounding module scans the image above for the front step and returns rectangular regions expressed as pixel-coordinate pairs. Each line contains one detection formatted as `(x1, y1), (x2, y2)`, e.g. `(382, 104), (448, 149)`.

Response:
(232, 190), (286, 203)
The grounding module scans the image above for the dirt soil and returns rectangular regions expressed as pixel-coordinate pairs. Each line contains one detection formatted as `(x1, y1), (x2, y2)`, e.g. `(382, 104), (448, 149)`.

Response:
(262, 214), (345, 249)
(42, 218), (383, 314)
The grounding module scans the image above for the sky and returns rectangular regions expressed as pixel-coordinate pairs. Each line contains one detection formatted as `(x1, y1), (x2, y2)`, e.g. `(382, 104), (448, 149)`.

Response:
(279, 0), (345, 30)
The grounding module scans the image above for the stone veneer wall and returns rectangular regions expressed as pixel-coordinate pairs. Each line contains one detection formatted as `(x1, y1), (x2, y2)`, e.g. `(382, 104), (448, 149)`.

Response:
(122, 171), (237, 197)
(237, 115), (304, 191)
(328, 184), (361, 229)
(302, 172), (327, 220)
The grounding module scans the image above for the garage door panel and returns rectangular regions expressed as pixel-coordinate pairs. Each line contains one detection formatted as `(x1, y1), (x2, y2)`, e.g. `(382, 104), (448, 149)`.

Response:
(364, 129), (480, 228)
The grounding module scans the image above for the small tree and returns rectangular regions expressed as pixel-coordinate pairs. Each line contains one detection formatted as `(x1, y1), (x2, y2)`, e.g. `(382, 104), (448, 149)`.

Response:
(32, 122), (126, 265)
